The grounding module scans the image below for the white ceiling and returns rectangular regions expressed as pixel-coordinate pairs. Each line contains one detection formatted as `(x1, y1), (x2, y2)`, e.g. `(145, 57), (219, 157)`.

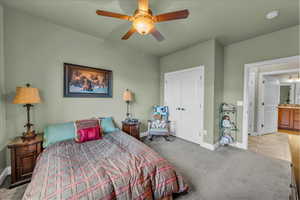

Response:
(0, 0), (299, 56)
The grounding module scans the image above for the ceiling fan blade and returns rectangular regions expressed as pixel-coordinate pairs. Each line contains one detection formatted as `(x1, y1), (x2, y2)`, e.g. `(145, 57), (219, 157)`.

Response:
(122, 27), (136, 40)
(151, 28), (165, 42)
(96, 10), (132, 21)
(154, 9), (189, 22)
(138, 0), (149, 12)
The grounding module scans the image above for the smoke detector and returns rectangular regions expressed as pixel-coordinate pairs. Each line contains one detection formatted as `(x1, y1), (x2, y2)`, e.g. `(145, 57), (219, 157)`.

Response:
(266, 10), (279, 20)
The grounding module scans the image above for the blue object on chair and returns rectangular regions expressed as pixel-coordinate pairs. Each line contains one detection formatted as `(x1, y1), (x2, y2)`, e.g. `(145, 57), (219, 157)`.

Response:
(147, 105), (171, 141)
(153, 106), (169, 120)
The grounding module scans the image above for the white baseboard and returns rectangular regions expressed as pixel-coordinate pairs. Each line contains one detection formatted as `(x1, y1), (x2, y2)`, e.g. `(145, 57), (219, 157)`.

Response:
(214, 142), (220, 150)
(0, 166), (11, 186)
(201, 141), (219, 151)
(229, 142), (247, 150)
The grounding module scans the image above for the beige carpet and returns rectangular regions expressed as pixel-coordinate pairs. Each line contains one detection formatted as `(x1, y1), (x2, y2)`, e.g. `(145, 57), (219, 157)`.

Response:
(0, 184), (27, 200)
(0, 137), (291, 200)
(248, 132), (291, 162)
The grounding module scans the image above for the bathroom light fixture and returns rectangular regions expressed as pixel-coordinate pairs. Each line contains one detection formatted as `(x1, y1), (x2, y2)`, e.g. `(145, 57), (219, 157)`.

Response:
(287, 72), (300, 82)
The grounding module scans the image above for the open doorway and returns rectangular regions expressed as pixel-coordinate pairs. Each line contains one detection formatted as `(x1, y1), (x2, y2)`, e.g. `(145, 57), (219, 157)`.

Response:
(243, 56), (300, 161)
(256, 69), (299, 136)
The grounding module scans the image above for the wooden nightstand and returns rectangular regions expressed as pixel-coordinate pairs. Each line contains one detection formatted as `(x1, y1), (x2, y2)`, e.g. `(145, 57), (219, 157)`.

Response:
(7, 134), (43, 188)
(122, 121), (141, 140)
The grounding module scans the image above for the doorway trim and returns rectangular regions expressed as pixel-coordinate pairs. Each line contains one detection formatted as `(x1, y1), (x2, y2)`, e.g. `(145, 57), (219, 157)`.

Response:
(164, 65), (205, 146)
(257, 68), (299, 134)
(242, 55), (300, 149)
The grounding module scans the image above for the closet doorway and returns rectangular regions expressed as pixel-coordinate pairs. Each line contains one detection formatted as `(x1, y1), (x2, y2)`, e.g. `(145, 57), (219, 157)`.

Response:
(164, 66), (204, 145)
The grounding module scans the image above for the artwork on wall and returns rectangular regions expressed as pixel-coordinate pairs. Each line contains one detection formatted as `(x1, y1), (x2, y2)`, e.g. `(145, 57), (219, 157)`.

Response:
(64, 63), (112, 98)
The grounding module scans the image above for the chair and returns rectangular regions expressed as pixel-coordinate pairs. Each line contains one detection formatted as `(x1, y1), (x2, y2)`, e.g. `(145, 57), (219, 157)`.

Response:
(147, 106), (171, 141)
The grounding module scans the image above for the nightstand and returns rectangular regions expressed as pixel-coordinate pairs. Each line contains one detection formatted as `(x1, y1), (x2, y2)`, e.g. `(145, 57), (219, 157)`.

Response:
(122, 121), (141, 140)
(7, 134), (43, 188)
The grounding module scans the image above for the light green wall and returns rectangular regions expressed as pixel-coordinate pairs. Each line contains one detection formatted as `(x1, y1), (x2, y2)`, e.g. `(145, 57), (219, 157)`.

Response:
(0, 4), (6, 172)
(213, 41), (224, 143)
(3, 8), (160, 166)
(160, 39), (223, 144)
(224, 25), (299, 142)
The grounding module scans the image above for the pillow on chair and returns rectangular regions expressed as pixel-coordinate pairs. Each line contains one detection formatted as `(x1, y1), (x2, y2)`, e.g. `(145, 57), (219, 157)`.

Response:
(151, 119), (168, 129)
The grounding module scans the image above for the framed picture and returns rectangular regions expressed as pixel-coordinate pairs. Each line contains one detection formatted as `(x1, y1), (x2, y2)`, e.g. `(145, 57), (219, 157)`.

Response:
(64, 63), (112, 98)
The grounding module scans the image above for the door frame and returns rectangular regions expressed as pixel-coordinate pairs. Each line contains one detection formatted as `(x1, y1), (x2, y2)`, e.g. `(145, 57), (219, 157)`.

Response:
(257, 69), (298, 135)
(164, 66), (205, 145)
(247, 70), (257, 135)
(242, 55), (300, 149)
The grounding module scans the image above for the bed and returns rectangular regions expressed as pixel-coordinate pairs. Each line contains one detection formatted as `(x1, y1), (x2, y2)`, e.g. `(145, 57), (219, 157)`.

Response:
(22, 130), (188, 200)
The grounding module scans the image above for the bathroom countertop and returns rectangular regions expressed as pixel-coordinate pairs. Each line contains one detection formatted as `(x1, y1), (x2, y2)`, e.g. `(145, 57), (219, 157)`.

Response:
(278, 105), (300, 109)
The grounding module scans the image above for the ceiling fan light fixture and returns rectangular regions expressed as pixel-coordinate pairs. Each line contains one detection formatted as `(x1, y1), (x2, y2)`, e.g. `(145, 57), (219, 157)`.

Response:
(133, 16), (154, 35)
(96, 0), (189, 41)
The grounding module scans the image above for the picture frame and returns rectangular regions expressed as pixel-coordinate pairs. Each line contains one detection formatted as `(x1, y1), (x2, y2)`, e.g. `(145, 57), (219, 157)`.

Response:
(64, 63), (112, 98)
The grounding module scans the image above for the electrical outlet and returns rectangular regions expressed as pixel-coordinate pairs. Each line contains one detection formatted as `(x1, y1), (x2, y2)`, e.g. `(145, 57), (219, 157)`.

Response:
(237, 101), (243, 106)
(199, 130), (207, 137)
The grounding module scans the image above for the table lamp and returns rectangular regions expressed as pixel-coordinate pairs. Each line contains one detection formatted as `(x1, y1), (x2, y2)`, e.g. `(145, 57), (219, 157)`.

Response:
(123, 89), (133, 119)
(13, 83), (41, 140)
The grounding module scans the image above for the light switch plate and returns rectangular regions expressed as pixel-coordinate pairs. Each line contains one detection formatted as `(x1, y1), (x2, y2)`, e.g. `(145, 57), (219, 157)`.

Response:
(237, 101), (243, 106)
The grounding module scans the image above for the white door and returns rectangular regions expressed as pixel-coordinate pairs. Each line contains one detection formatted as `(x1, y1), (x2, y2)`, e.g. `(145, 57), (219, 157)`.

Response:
(164, 67), (204, 144)
(164, 73), (181, 134)
(259, 75), (280, 134)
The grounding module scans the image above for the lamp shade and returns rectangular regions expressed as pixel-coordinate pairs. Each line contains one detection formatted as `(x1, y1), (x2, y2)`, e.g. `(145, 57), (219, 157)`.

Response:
(13, 86), (41, 104)
(123, 89), (133, 102)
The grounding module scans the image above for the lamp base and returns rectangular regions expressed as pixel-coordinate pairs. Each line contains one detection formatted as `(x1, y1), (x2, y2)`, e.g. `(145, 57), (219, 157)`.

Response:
(21, 130), (36, 141)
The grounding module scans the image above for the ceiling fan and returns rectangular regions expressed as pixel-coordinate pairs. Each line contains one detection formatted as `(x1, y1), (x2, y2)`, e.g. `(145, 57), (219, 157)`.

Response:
(96, 0), (189, 41)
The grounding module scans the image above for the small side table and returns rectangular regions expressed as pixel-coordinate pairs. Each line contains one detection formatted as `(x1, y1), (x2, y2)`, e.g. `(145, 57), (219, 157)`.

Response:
(122, 121), (141, 140)
(7, 134), (43, 188)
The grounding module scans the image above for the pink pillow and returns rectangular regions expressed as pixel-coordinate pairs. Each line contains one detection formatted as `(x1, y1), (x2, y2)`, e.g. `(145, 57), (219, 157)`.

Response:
(74, 118), (102, 143)
(75, 126), (102, 143)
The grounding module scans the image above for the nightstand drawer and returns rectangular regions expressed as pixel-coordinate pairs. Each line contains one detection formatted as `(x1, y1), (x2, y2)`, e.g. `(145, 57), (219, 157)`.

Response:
(16, 144), (37, 155)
